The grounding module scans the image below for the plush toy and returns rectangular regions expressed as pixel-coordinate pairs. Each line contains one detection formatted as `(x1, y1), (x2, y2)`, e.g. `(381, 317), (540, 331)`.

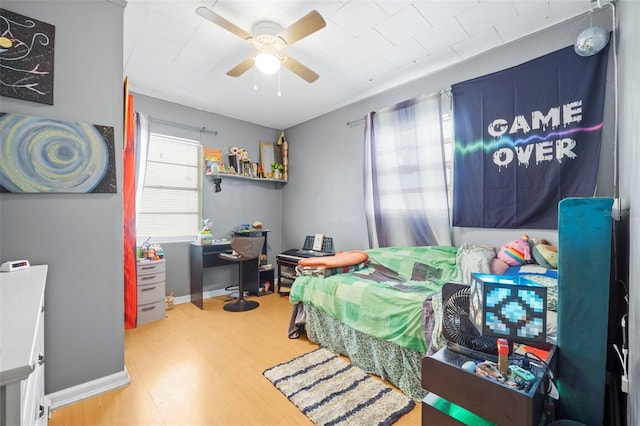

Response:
(489, 235), (533, 274)
(532, 239), (558, 269)
(497, 234), (531, 266)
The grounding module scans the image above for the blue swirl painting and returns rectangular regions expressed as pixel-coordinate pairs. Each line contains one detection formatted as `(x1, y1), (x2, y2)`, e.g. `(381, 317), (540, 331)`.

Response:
(0, 113), (117, 193)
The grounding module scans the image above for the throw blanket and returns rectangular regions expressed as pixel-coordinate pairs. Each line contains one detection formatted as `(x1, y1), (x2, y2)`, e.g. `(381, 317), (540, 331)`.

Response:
(290, 246), (460, 352)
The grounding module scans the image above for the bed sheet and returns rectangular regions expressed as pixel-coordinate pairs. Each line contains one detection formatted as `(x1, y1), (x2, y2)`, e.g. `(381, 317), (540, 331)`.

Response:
(289, 246), (460, 353)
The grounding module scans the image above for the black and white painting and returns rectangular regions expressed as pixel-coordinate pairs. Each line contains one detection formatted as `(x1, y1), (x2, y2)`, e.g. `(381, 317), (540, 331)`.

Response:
(0, 8), (55, 104)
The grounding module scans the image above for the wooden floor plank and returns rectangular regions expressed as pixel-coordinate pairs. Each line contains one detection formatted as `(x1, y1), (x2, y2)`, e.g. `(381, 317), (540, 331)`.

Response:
(49, 293), (421, 425)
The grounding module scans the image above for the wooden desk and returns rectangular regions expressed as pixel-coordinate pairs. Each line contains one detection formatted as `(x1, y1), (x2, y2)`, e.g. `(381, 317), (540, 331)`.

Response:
(189, 242), (259, 310)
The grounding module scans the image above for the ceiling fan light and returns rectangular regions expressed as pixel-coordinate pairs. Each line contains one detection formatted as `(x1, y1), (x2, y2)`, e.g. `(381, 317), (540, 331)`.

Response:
(574, 26), (610, 57)
(255, 53), (280, 74)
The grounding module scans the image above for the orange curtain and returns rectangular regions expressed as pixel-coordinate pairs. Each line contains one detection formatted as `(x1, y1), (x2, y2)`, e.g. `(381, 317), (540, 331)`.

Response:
(123, 85), (137, 328)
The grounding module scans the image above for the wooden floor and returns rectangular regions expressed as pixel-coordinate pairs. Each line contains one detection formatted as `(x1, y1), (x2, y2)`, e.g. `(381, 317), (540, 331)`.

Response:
(49, 293), (421, 425)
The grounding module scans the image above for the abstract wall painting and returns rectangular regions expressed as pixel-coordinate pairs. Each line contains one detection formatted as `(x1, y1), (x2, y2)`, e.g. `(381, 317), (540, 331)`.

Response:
(0, 8), (55, 105)
(0, 113), (117, 193)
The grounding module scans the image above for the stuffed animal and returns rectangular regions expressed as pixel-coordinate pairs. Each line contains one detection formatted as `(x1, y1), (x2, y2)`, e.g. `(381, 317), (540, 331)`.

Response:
(532, 239), (558, 269)
(490, 234), (533, 274)
(497, 234), (531, 266)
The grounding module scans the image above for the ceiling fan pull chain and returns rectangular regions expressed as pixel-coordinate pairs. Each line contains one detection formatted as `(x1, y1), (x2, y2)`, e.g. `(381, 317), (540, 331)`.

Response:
(253, 67), (258, 91)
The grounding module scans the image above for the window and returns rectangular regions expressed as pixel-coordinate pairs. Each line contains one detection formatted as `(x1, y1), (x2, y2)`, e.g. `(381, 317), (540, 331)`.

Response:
(136, 133), (202, 241)
(367, 111), (454, 211)
(364, 93), (452, 247)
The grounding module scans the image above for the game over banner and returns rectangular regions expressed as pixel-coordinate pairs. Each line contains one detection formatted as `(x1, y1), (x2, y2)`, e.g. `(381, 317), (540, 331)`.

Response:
(452, 43), (610, 229)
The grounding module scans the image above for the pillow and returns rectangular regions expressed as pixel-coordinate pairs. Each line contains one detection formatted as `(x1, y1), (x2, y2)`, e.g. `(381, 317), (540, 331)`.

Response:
(298, 250), (369, 268)
(456, 243), (496, 283)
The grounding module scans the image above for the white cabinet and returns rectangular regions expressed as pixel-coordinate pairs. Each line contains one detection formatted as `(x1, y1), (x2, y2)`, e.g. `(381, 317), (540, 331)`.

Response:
(0, 265), (48, 426)
(136, 259), (165, 325)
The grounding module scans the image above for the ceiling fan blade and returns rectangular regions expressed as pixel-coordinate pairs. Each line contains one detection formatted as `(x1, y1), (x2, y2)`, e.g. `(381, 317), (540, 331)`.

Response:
(227, 57), (255, 77)
(196, 6), (253, 40)
(277, 10), (326, 46)
(282, 56), (319, 83)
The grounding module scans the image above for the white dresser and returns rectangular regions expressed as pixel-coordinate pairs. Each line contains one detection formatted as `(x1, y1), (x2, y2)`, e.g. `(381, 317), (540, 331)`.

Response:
(0, 265), (48, 426)
(136, 259), (165, 325)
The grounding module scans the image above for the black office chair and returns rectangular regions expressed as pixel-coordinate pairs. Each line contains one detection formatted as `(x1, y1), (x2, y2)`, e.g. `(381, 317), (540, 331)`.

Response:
(218, 236), (265, 312)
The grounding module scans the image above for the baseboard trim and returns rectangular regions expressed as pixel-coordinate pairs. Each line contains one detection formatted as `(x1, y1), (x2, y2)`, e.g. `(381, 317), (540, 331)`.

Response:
(173, 288), (229, 305)
(47, 368), (131, 411)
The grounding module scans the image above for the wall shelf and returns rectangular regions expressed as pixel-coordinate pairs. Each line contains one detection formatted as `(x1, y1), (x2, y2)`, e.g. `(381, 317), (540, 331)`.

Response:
(205, 173), (286, 192)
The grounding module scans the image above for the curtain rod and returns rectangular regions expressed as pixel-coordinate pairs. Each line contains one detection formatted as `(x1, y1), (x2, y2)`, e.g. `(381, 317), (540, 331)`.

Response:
(150, 117), (218, 135)
(346, 117), (365, 127)
(346, 89), (452, 127)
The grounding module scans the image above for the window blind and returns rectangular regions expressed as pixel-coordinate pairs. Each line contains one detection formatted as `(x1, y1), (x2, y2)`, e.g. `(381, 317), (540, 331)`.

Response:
(136, 133), (202, 241)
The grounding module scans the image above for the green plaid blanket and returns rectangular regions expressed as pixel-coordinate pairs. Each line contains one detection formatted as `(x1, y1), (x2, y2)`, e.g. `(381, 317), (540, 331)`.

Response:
(289, 246), (460, 352)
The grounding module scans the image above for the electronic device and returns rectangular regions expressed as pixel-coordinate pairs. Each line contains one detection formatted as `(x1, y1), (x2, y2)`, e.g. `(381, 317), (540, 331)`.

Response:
(277, 235), (335, 263)
(312, 233), (324, 251)
(470, 273), (547, 344)
(0, 259), (30, 272)
(509, 365), (537, 382)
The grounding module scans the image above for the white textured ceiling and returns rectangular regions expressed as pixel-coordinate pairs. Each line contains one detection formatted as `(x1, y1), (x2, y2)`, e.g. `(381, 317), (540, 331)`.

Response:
(124, 0), (599, 129)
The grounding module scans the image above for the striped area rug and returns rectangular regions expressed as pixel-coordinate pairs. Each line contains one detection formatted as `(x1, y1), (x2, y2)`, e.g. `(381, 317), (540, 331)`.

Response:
(263, 348), (415, 426)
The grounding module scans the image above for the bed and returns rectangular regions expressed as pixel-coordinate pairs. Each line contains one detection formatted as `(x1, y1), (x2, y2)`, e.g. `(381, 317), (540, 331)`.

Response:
(288, 244), (558, 401)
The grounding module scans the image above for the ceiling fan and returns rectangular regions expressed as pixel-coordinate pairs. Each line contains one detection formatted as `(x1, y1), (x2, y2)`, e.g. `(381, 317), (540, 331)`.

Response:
(196, 7), (326, 83)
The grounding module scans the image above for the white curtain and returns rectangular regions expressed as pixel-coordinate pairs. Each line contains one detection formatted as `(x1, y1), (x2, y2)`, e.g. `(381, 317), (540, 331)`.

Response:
(134, 112), (150, 216)
(363, 93), (451, 248)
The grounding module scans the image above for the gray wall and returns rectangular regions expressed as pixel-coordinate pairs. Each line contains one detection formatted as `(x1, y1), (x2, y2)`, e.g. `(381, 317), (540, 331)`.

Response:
(283, 7), (615, 252)
(132, 94), (283, 297)
(617, 1), (639, 424)
(0, 1), (125, 393)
